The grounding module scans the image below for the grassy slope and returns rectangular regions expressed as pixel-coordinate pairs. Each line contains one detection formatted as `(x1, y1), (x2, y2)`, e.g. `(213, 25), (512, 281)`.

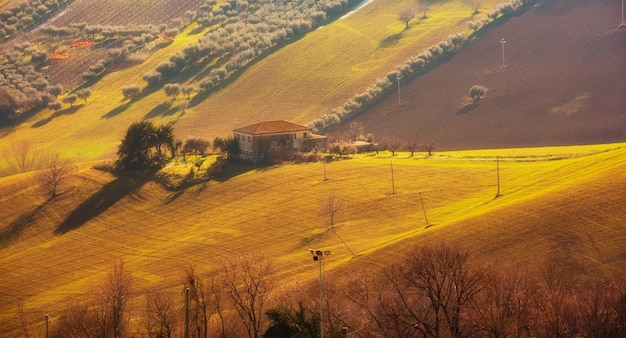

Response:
(1, 143), (625, 335)
(0, 0), (502, 171)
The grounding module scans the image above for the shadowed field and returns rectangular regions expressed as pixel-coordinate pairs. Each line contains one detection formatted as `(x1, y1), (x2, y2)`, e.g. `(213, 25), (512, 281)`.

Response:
(330, 0), (626, 149)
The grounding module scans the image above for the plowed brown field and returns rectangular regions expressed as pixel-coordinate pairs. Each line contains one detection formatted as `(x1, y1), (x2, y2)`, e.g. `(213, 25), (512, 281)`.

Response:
(331, 0), (626, 150)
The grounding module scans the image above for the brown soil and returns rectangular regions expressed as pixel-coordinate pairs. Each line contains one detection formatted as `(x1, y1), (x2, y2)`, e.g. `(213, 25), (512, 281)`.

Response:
(330, 0), (626, 150)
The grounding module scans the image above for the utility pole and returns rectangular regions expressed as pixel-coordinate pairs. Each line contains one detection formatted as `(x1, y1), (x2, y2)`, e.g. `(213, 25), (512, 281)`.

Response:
(500, 38), (506, 69)
(323, 158), (327, 181)
(419, 191), (431, 227)
(45, 314), (49, 338)
(318, 254), (323, 338)
(310, 250), (330, 338)
(391, 160), (395, 194)
(184, 288), (189, 338)
(496, 156), (501, 197)
(147, 293), (151, 338)
(396, 75), (402, 105)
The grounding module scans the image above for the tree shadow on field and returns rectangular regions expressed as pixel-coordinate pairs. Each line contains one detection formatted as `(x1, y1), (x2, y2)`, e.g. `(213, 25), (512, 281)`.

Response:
(144, 101), (176, 119)
(54, 170), (156, 235)
(0, 202), (48, 248)
(380, 33), (403, 48)
(457, 102), (478, 115)
(32, 105), (81, 128)
(102, 103), (130, 119)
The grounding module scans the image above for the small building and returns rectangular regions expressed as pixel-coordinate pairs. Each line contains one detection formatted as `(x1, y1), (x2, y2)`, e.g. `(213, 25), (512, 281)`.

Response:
(233, 120), (327, 162)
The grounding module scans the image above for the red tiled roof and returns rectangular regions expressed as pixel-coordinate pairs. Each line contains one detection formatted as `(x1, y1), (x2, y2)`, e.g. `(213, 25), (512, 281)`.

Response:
(234, 120), (311, 135)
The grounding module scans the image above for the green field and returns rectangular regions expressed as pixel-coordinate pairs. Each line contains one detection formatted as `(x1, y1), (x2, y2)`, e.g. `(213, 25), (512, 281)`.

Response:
(1, 143), (625, 335)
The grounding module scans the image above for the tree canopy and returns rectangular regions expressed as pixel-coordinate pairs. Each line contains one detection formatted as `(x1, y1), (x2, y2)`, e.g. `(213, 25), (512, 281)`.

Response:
(117, 121), (174, 170)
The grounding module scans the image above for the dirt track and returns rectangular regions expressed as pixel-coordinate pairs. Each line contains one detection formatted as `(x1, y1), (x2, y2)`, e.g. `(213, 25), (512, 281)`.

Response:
(330, 0), (626, 150)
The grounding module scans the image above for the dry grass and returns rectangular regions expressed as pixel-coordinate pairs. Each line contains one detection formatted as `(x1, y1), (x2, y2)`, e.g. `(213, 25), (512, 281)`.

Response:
(1, 143), (624, 335)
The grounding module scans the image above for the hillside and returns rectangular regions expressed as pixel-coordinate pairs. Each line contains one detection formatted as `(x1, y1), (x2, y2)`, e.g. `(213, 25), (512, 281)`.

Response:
(0, 0), (504, 171)
(1, 143), (625, 335)
(330, 0), (626, 149)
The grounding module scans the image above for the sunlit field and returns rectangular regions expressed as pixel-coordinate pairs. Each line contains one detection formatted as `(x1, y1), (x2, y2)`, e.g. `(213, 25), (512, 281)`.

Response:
(1, 143), (624, 335)
(0, 0), (503, 172)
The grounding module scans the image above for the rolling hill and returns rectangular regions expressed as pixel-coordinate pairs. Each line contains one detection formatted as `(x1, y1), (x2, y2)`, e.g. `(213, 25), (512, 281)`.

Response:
(0, 0), (625, 335)
(330, 0), (626, 149)
(1, 143), (625, 335)
(0, 0), (505, 170)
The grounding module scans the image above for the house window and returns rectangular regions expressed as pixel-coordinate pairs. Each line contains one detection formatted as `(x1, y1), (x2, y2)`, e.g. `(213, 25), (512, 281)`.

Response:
(293, 133), (296, 139)
(303, 132), (308, 139)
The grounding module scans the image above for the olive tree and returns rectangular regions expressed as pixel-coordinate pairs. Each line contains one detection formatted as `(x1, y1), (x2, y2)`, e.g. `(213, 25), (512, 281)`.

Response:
(469, 85), (488, 102)
(75, 88), (92, 102)
(121, 84), (141, 101)
(164, 83), (182, 100)
(62, 94), (77, 107)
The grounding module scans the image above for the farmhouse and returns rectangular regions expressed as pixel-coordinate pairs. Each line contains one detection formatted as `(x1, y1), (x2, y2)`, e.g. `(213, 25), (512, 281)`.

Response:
(234, 120), (327, 162)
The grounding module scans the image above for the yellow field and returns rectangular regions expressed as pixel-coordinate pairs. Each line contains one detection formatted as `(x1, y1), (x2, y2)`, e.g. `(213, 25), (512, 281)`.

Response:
(1, 143), (625, 335)
(0, 0), (503, 174)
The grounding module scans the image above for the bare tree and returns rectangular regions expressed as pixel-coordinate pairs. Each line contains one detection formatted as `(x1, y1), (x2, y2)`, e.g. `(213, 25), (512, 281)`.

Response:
(323, 192), (341, 228)
(183, 267), (212, 338)
(391, 242), (486, 337)
(405, 138), (419, 157)
(423, 141), (436, 156)
(398, 7), (416, 29)
(53, 301), (100, 337)
(221, 254), (275, 338)
(147, 291), (178, 338)
(470, 0), (482, 14)
(36, 152), (74, 198)
(348, 121), (364, 142)
(3, 140), (42, 174)
(417, 4), (430, 18)
(471, 268), (538, 337)
(97, 260), (133, 338)
(387, 137), (402, 156)
(534, 263), (578, 337)
(340, 272), (391, 336)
